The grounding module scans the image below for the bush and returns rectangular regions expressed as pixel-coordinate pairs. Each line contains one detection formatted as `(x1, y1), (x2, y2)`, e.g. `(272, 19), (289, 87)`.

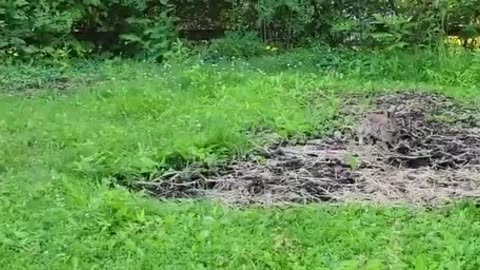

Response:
(200, 31), (269, 60)
(1, 0), (480, 61)
(0, 0), (176, 61)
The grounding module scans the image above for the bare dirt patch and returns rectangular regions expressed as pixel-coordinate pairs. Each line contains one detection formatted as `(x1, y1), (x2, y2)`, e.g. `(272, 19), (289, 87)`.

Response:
(136, 93), (480, 205)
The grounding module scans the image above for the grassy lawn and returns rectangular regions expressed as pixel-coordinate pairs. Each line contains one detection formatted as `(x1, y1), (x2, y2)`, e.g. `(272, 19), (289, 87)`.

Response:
(1, 48), (480, 269)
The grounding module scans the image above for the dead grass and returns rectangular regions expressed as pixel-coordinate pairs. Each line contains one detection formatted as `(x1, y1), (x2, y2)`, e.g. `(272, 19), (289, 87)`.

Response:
(135, 92), (480, 206)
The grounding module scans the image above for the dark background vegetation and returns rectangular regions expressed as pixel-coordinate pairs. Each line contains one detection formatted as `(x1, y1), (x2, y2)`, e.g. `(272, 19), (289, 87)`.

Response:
(1, 0), (480, 61)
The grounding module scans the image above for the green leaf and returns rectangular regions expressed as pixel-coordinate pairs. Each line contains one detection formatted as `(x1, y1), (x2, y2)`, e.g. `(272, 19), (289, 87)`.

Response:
(21, 45), (39, 54)
(9, 37), (26, 46)
(119, 34), (144, 44)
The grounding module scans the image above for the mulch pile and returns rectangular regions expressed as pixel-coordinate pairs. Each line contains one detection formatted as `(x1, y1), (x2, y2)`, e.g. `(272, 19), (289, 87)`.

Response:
(135, 93), (480, 205)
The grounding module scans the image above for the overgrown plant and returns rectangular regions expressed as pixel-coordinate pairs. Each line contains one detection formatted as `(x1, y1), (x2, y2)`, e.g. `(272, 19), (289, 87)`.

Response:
(0, 0), (177, 61)
(1, 0), (480, 60)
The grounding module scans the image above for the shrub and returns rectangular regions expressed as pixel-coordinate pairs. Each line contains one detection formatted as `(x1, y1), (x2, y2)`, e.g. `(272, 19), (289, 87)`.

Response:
(1, 0), (480, 61)
(0, 0), (176, 61)
(200, 31), (268, 60)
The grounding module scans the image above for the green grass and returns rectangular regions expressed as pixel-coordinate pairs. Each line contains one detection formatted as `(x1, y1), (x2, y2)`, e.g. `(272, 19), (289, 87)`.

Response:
(1, 48), (480, 269)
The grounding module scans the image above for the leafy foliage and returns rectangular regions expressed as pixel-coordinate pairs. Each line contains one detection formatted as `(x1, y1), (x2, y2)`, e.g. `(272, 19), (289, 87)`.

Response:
(0, 0), (176, 60)
(1, 0), (480, 60)
(200, 31), (267, 60)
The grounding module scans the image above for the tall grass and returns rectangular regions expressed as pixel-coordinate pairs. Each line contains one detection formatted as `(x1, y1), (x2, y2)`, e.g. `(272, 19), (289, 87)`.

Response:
(1, 48), (480, 269)
(2, 48), (480, 178)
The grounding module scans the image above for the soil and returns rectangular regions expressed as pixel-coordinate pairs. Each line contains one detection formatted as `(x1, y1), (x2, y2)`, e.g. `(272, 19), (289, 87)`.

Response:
(135, 93), (480, 206)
